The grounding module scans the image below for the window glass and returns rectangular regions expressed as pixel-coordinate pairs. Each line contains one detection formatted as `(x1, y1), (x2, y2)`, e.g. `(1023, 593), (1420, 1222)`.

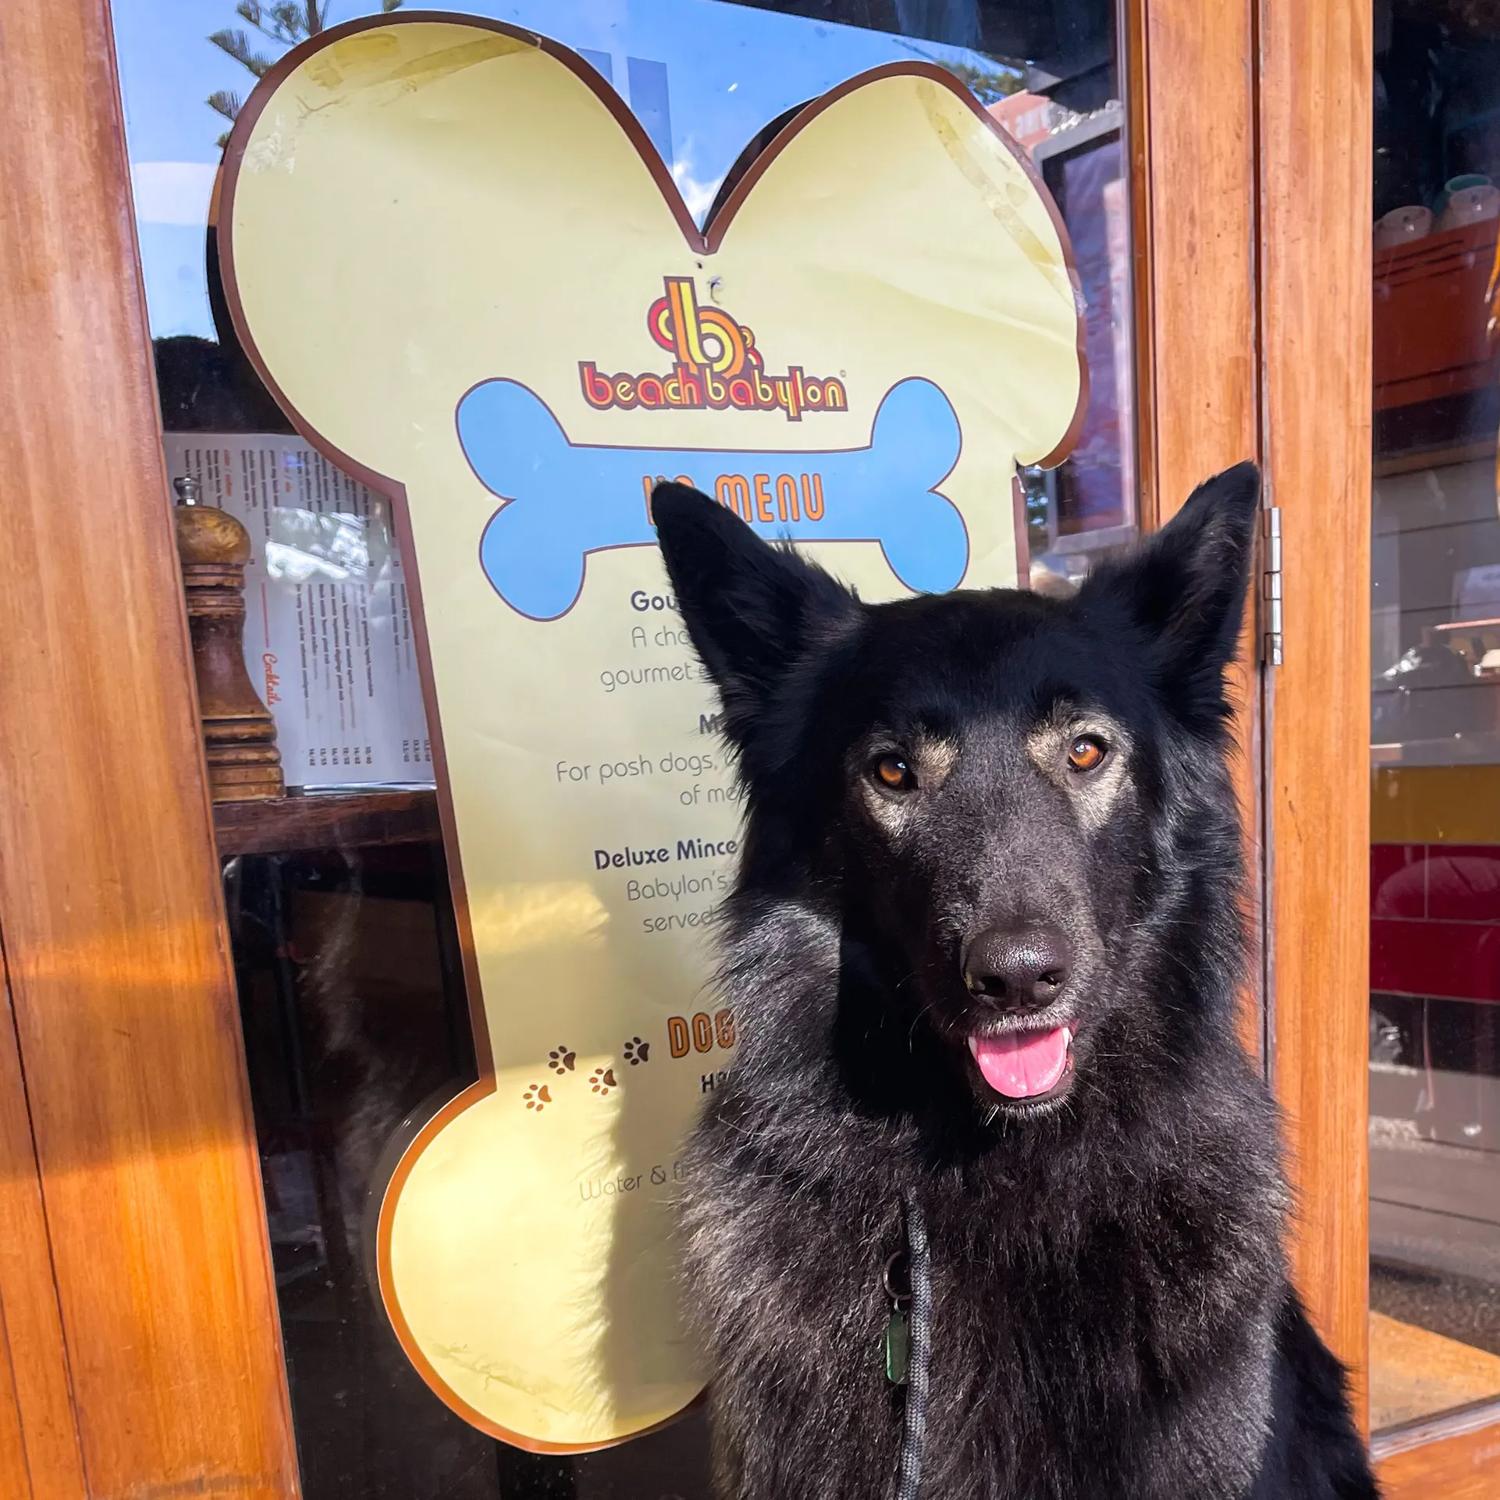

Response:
(112, 2), (1133, 1492)
(1369, 0), (1500, 1437)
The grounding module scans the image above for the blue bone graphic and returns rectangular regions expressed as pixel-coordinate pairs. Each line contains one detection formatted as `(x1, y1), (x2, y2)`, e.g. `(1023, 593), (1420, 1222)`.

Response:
(457, 377), (968, 620)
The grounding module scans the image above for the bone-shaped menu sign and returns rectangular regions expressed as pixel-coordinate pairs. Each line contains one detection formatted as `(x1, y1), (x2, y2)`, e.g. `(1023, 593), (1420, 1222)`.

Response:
(461, 377), (967, 619)
(222, 14), (1084, 1452)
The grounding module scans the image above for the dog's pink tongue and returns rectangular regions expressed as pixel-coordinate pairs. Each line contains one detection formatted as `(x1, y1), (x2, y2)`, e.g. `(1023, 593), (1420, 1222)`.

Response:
(969, 1028), (1069, 1099)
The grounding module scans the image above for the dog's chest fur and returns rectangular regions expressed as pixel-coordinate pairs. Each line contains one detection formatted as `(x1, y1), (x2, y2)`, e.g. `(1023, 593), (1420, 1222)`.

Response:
(680, 1069), (1285, 1500)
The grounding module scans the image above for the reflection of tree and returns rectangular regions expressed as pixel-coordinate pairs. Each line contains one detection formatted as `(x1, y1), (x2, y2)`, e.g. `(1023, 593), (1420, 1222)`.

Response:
(930, 57), (1024, 106)
(207, 2), (403, 146)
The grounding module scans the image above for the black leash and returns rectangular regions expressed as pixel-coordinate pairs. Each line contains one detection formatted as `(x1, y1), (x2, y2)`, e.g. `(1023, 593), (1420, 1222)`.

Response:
(891, 1192), (932, 1500)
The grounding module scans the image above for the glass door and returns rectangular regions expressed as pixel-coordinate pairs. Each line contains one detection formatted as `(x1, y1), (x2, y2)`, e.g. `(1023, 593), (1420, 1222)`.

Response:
(106, 2), (1146, 1495)
(1369, 1), (1500, 1488)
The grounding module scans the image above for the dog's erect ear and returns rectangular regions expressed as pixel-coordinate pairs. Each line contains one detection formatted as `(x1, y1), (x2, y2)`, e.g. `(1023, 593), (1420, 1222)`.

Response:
(652, 483), (858, 745)
(1082, 461), (1261, 718)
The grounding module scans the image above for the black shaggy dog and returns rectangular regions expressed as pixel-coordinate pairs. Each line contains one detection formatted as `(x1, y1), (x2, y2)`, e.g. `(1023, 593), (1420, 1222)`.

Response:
(652, 465), (1377, 1500)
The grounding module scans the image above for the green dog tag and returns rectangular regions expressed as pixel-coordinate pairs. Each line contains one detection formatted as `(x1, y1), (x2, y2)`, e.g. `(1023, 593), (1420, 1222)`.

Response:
(886, 1308), (910, 1385)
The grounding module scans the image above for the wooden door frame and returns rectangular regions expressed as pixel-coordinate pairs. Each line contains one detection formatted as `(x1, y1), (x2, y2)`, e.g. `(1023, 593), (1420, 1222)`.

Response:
(1256, 0), (1374, 1419)
(1142, 0), (1378, 1451)
(1126, 0), (1265, 1058)
(1135, 0), (1376, 1439)
(0, 1), (298, 1496)
(0, 0), (1422, 1495)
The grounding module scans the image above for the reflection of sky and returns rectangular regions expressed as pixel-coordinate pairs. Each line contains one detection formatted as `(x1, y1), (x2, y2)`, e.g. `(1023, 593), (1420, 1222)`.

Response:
(113, 0), (1015, 339)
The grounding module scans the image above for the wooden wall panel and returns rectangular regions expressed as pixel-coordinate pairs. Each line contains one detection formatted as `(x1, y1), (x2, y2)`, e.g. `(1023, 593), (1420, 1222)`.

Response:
(0, 1343), (29, 1500)
(0, 2), (299, 1496)
(1135, 0), (1260, 519)
(1257, 0), (1373, 1417)
(0, 959), (86, 1499)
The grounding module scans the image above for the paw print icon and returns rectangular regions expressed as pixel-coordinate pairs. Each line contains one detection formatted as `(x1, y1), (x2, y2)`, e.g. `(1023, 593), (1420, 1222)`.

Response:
(590, 1067), (617, 1096)
(522, 1083), (552, 1112)
(623, 1037), (650, 1066)
(548, 1044), (576, 1074)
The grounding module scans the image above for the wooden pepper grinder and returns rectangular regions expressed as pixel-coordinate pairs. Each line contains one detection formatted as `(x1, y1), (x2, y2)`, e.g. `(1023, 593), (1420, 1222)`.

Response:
(173, 475), (285, 802)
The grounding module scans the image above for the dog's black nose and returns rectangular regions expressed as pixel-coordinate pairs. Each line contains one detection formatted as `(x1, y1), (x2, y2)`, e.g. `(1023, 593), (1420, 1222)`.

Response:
(962, 926), (1071, 1009)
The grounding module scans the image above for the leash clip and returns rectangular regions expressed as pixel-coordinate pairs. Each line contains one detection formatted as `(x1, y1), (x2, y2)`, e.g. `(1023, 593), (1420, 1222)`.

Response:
(884, 1249), (911, 1385)
(883, 1250), (911, 1310)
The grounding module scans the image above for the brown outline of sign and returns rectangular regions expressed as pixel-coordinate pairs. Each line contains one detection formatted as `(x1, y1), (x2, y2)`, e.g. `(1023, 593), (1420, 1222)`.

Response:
(217, 9), (1088, 1455)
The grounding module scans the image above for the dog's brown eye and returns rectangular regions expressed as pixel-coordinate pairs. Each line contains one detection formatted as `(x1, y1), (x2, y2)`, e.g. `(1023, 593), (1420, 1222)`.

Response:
(1067, 736), (1107, 773)
(872, 754), (917, 793)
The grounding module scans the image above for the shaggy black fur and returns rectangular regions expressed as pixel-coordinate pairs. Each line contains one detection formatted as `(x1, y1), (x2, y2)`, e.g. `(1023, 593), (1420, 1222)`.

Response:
(652, 466), (1378, 1500)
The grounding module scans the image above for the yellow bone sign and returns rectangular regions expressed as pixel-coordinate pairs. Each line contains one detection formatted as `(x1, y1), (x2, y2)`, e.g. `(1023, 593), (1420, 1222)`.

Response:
(222, 14), (1085, 1452)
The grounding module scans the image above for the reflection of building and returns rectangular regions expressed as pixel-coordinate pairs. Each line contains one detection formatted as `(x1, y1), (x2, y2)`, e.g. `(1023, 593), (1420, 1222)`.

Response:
(579, 49), (674, 163)
(986, 90), (1058, 151)
(1367, 2), (1500, 1428)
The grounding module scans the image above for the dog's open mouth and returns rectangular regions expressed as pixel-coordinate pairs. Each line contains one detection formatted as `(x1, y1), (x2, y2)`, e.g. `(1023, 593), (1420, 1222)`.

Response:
(967, 1025), (1075, 1101)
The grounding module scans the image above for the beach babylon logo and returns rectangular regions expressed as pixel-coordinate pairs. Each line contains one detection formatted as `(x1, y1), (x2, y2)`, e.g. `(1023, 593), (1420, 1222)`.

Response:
(579, 277), (848, 422)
